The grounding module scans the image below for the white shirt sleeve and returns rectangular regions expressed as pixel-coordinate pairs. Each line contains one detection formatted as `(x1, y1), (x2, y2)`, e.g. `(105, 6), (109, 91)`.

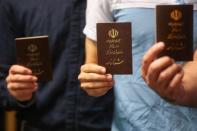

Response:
(83, 0), (114, 41)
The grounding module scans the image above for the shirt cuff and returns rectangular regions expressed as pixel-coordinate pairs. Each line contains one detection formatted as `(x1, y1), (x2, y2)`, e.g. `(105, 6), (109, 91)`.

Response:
(15, 95), (36, 108)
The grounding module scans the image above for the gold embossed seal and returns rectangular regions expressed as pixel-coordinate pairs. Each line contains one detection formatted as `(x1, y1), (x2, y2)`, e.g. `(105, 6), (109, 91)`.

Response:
(108, 28), (119, 39)
(170, 9), (182, 21)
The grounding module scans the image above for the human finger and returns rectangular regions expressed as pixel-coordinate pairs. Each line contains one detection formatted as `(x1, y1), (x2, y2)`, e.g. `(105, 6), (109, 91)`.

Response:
(141, 42), (165, 77)
(7, 82), (38, 90)
(78, 72), (112, 82)
(10, 88), (37, 101)
(9, 65), (32, 75)
(6, 74), (37, 83)
(80, 81), (114, 89)
(80, 64), (106, 74)
(146, 56), (174, 86)
(157, 64), (182, 87)
(85, 87), (113, 97)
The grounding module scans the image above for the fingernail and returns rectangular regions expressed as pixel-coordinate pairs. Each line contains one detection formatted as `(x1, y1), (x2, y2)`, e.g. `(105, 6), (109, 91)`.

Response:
(106, 74), (112, 80)
(33, 76), (38, 81)
(158, 42), (165, 47)
(101, 68), (106, 73)
(26, 69), (32, 74)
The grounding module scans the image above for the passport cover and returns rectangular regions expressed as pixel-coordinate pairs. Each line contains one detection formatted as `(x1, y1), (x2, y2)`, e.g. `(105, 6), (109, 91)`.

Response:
(15, 36), (52, 81)
(97, 23), (132, 74)
(156, 4), (193, 61)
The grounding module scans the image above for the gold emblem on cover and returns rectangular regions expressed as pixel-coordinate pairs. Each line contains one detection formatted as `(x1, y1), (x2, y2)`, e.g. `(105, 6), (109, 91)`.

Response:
(108, 28), (119, 39)
(27, 44), (38, 53)
(170, 9), (182, 21)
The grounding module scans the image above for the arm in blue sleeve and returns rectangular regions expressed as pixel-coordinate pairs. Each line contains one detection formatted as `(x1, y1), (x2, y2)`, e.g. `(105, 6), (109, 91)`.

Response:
(0, 0), (35, 110)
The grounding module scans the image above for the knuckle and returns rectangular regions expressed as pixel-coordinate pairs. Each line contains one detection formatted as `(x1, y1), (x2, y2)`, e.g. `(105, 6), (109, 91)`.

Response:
(168, 84), (174, 90)
(5, 76), (10, 83)
(9, 65), (17, 74)
(164, 56), (173, 63)
(172, 64), (180, 70)
(10, 65), (16, 71)
(143, 56), (148, 63)
(7, 84), (12, 90)
(80, 82), (93, 89)
(142, 56), (148, 65)
(82, 73), (88, 81)
(28, 76), (35, 81)
(159, 72), (167, 80)
(80, 83), (86, 89)
(149, 64), (157, 73)
(78, 73), (86, 81)
(13, 84), (20, 90)
(13, 74), (19, 80)
(86, 73), (91, 80)
(87, 83), (93, 88)
(80, 65), (86, 72)
(78, 73), (82, 80)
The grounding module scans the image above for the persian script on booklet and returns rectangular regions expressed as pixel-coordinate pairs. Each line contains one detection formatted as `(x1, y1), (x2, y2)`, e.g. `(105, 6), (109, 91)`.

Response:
(156, 4), (193, 61)
(15, 36), (52, 81)
(97, 23), (132, 74)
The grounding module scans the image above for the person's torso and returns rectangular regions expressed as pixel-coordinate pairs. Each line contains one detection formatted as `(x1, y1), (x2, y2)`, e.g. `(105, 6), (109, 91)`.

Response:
(1, 0), (114, 130)
(110, 0), (197, 131)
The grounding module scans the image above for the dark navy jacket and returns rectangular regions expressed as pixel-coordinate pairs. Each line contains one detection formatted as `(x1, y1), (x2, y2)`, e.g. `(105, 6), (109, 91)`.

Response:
(0, 0), (114, 131)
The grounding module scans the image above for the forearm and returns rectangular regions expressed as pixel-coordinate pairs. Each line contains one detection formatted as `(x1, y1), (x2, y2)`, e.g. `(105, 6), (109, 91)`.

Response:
(78, 37), (113, 97)
(85, 37), (98, 64)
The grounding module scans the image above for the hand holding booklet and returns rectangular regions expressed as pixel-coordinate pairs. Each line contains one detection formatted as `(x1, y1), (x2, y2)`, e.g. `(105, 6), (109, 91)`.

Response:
(15, 35), (52, 81)
(97, 22), (133, 74)
(156, 4), (193, 61)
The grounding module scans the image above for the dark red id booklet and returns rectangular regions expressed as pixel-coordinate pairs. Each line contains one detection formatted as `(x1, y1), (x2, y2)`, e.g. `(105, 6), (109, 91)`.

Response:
(97, 23), (132, 74)
(156, 4), (193, 61)
(15, 35), (52, 81)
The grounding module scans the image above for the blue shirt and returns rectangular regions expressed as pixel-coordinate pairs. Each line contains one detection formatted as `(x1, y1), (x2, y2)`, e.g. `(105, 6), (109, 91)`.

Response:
(0, 0), (114, 131)
(112, 8), (197, 131)
(84, 0), (197, 131)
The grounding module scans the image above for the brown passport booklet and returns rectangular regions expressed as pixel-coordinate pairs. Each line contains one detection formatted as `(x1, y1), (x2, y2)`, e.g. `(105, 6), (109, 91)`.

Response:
(15, 36), (52, 81)
(156, 4), (193, 61)
(97, 23), (132, 74)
